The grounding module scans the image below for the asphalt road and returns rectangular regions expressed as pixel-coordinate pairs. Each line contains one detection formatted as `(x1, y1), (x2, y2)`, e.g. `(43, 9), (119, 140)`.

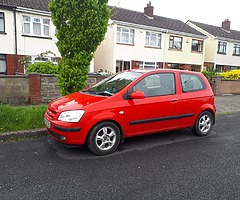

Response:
(0, 114), (240, 200)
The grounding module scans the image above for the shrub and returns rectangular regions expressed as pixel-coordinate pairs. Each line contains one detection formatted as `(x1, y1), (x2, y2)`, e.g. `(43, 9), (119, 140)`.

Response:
(202, 69), (217, 84)
(26, 61), (59, 74)
(220, 69), (240, 80)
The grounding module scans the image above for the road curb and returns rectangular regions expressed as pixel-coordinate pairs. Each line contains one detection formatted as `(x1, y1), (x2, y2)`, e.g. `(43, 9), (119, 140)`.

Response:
(0, 128), (47, 141)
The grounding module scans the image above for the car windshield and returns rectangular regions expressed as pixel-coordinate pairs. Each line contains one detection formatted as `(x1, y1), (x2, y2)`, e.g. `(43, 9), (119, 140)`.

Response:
(83, 71), (142, 96)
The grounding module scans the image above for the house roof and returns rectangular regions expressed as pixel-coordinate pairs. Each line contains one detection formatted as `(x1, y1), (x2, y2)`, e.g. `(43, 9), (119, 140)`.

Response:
(110, 6), (205, 37)
(188, 20), (240, 41)
(0, 0), (49, 11)
(0, 1), (204, 37)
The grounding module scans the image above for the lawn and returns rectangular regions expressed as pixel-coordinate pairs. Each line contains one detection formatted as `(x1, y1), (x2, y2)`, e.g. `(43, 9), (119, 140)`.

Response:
(0, 104), (48, 133)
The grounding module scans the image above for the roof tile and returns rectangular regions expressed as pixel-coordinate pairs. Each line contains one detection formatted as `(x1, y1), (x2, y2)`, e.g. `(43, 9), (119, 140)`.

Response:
(110, 6), (204, 36)
(189, 20), (240, 41)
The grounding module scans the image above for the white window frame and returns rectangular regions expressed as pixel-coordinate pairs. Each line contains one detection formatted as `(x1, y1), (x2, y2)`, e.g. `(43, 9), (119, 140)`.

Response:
(23, 15), (50, 37)
(139, 61), (158, 69)
(0, 12), (5, 32)
(117, 27), (134, 44)
(145, 31), (161, 47)
(0, 54), (6, 74)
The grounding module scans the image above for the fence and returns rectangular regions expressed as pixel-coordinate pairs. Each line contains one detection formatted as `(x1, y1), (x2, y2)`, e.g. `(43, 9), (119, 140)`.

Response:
(0, 74), (239, 105)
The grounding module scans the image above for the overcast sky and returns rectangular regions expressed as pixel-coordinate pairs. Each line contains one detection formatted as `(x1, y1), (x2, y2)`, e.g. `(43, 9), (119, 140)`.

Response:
(108, 0), (240, 31)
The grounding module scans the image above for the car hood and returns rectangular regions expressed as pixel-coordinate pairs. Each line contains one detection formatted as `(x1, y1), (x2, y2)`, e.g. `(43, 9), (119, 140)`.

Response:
(49, 92), (107, 112)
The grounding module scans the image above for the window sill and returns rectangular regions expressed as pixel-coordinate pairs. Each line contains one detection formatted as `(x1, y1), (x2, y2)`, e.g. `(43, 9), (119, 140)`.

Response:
(0, 32), (7, 35)
(217, 52), (226, 55)
(116, 42), (134, 46)
(22, 34), (52, 40)
(232, 54), (240, 57)
(191, 51), (203, 54)
(168, 48), (183, 51)
(144, 46), (161, 49)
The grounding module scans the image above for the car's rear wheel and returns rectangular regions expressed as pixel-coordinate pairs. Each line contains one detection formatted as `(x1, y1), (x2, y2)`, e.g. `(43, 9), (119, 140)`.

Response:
(87, 122), (120, 156)
(192, 111), (213, 137)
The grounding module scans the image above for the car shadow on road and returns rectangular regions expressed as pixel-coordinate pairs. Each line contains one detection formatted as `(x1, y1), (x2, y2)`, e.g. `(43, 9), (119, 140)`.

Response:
(46, 128), (208, 160)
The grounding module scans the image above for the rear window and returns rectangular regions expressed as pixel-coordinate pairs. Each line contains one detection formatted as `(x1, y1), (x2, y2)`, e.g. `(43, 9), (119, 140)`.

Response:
(180, 73), (206, 92)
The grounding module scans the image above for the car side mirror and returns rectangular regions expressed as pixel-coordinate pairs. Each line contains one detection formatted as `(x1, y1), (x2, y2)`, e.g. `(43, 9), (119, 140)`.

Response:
(130, 91), (145, 99)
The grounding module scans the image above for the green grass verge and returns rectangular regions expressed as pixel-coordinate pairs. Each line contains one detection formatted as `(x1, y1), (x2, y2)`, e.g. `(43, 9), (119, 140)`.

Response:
(0, 104), (48, 133)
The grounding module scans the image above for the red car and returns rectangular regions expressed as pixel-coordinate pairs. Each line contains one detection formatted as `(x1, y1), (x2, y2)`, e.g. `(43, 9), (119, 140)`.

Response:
(44, 69), (216, 155)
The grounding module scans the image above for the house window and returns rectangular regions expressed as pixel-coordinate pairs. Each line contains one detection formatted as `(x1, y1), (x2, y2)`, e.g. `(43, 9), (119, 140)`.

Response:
(117, 27), (134, 44)
(191, 39), (203, 52)
(218, 41), (227, 54)
(169, 36), (182, 49)
(23, 16), (31, 34)
(0, 12), (5, 32)
(233, 44), (240, 56)
(0, 55), (6, 74)
(23, 15), (50, 37)
(33, 18), (41, 35)
(145, 32), (161, 47)
(139, 61), (159, 69)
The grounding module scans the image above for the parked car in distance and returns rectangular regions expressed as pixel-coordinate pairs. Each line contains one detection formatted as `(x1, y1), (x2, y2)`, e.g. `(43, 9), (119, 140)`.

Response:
(44, 69), (216, 156)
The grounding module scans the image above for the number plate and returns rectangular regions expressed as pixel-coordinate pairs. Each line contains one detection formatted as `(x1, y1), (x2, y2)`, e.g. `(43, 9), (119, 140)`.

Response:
(44, 118), (51, 129)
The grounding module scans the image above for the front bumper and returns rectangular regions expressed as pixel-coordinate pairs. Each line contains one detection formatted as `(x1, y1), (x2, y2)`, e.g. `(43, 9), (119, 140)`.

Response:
(44, 116), (84, 145)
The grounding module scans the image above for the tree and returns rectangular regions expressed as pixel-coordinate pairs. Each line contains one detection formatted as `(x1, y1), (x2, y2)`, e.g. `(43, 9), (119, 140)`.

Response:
(49, 0), (110, 95)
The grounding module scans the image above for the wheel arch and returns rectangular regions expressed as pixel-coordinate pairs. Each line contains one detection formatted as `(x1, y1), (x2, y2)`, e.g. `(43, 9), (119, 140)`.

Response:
(201, 109), (216, 125)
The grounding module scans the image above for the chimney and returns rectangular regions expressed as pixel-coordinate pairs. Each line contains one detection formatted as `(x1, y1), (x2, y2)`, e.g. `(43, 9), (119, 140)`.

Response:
(144, 1), (154, 18)
(222, 19), (231, 31)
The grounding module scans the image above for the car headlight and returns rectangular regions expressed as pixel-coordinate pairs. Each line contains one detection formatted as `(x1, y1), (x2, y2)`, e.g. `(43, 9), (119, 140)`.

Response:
(58, 110), (85, 122)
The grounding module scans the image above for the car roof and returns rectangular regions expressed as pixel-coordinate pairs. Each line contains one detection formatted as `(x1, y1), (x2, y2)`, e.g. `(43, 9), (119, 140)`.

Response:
(127, 69), (201, 75)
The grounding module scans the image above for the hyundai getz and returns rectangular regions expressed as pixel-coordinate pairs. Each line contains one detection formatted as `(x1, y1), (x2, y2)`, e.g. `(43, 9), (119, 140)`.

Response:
(44, 69), (216, 155)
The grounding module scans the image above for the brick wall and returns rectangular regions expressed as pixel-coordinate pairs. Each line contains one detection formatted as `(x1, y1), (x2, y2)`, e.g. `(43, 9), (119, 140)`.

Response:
(212, 76), (240, 96)
(41, 75), (61, 103)
(0, 74), (107, 105)
(1, 74), (239, 105)
(0, 75), (29, 104)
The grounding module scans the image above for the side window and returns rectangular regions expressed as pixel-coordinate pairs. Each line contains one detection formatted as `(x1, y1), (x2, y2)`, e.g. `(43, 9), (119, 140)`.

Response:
(180, 73), (206, 92)
(133, 73), (175, 97)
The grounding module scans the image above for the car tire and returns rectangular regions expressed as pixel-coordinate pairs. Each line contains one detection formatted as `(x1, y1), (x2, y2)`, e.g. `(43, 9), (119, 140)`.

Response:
(87, 122), (120, 156)
(192, 111), (213, 137)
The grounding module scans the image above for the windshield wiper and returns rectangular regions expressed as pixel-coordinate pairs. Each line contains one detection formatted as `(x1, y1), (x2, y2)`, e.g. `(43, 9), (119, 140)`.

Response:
(82, 90), (113, 96)
(96, 91), (113, 96)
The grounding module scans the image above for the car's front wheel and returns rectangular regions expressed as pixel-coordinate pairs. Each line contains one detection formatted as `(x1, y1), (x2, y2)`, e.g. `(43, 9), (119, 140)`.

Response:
(87, 122), (120, 156)
(192, 111), (214, 137)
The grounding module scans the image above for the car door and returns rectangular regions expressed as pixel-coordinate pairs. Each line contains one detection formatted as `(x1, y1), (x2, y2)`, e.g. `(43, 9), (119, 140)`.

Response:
(179, 72), (210, 126)
(125, 72), (183, 137)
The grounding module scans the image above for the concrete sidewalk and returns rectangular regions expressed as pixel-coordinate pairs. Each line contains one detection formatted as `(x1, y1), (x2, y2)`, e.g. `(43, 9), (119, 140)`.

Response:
(0, 95), (240, 141)
(215, 94), (240, 114)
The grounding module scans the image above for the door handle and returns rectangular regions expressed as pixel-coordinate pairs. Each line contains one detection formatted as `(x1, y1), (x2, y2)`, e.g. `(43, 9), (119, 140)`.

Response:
(170, 99), (179, 102)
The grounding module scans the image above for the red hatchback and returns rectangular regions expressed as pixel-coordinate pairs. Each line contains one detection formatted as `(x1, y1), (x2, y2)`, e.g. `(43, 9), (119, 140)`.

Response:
(44, 69), (216, 155)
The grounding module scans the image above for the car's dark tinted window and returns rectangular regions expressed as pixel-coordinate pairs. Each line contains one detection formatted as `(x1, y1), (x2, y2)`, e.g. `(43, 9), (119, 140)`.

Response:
(180, 73), (206, 92)
(133, 73), (175, 97)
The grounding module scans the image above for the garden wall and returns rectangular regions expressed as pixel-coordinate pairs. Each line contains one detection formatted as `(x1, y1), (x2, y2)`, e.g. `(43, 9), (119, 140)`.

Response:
(212, 76), (240, 96)
(0, 74), (239, 105)
(0, 73), (106, 105)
